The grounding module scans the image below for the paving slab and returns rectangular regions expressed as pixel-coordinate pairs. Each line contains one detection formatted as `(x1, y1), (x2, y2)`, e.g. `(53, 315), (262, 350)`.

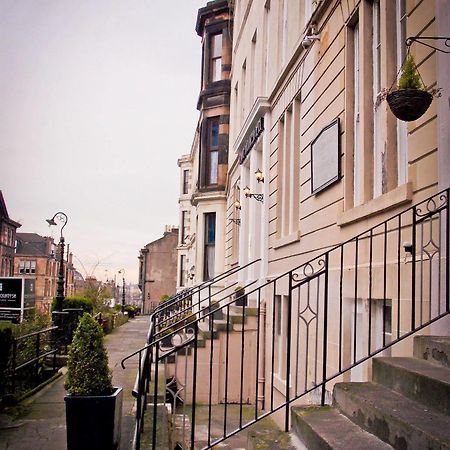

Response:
(0, 316), (150, 450)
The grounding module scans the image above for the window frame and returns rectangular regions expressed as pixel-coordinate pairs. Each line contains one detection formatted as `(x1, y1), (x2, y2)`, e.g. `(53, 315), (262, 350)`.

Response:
(203, 213), (216, 281)
(182, 169), (189, 195)
(209, 33), (223, 83)
(203, 117), (220, 187)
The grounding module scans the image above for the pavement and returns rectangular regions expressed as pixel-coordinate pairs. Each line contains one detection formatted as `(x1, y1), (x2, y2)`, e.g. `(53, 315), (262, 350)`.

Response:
(0, 315), (150, 450)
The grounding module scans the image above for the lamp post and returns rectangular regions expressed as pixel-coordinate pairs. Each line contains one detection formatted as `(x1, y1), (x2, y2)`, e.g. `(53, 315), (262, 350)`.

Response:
(118, 269), (125, 313)
(46, 212), (68, 327)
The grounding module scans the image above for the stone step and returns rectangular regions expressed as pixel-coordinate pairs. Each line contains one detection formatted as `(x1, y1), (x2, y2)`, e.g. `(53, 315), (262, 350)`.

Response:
(247, 428), (297, 449)
(373, 357), (450, 415)
(333, 382), (450, 450)
(214, 319), (233, 332)
(414, 335), (450, 368)
(291, 405), (393, 450)
(198, 321), (218, 340)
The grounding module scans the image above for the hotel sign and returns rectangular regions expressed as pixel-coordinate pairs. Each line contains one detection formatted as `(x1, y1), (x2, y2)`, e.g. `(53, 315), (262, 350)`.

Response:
(239, 117), (264, 164)
(0, 277), (35, 323)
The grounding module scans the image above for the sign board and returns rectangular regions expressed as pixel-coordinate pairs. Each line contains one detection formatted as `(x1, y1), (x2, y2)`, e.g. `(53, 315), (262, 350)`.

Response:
(311, 118), (340, 195)
(0, 277), (35, 323)
(239, 116), (264, 164)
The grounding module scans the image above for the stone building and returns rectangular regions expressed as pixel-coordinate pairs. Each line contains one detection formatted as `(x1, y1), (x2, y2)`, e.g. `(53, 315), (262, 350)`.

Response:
(138, 226), (179, 314)
(14, 233), (75, 313)
(0, 191), (21, 277)
(168, 0), (450, 446)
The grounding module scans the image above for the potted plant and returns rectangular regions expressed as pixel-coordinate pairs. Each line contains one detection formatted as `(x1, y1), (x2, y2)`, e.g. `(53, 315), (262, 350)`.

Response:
(209, 300), (223, 320)
(385, 53), (439, 121)
(234, 285), (247, 307)
(64, 313), (122, 450)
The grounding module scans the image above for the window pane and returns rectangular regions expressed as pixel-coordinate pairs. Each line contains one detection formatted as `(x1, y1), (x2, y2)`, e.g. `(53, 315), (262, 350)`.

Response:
(212, 57), (222, 81)
(183, 170), (189, 194)
(211, 121), (219, 147)
(212, 34), (222, 57)
(206, 214), (216, 244)
(208, 151), (218, 184)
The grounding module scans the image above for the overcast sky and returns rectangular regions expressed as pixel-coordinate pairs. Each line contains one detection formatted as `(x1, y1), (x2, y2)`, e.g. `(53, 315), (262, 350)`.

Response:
(0, 0), (206, 283)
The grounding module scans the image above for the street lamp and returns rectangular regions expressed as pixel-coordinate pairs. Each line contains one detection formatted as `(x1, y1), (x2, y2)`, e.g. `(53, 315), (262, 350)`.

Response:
(118, 269), (125, 313)
(46, 212), (68, 329)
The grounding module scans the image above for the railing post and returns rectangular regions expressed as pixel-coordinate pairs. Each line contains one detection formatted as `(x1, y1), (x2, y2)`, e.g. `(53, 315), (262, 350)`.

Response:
(12, 338), (17, 393)
(285, 271), (293, 431)
(35, 333), (40, 379)
(321, 253), (329, 406)
(412, 205), (417, 331)
(151, 343), (159, 450)
(446, 188), (449, 313)
(191, 321), (199, 450)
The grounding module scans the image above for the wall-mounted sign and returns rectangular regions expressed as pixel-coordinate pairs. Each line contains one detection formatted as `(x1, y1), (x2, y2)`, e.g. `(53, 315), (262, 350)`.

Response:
(311, 118), (340, 195)
(0, 277), (35, 323)
(239, 116), (264, 164)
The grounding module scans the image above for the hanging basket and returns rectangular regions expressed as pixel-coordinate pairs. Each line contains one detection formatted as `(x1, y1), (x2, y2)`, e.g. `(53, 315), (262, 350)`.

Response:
(386, 88), (433, 122)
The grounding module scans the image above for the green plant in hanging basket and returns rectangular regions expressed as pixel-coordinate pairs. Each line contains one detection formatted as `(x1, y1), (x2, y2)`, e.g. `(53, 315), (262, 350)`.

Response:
(397, 54), (424, 90)
(385, 53), (439, 122)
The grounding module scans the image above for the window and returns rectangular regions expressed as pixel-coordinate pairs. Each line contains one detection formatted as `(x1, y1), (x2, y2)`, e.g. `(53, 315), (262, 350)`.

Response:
(210, 33), (222, 82)
(277, 99), (301, 239)
(19, 260), (36, 274)
(372, 0), (383, 199)
(353, 19), (362, 207)
(203, 213), (216, 281)
(396, 0), (408, 185)
(182, 169), (189, 195)
(274, 295), (288, 378)
(179, 255), (187, 287)
(347, 1), (405, 211)
(205, 117), (220, 185)
(180, 211), (189, 245)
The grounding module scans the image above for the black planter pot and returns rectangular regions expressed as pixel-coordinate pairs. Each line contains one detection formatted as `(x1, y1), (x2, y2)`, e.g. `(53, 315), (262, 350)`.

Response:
(235, 292), (247, 307)
(65, 387), (123, 450)
(386, 88), (433, 122)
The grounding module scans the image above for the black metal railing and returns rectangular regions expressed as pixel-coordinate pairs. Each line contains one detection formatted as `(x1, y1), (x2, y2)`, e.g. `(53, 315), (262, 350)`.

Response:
(10, 326), (58, 393)
(121, 258), (261, 450)
(124, 189), (450, 450)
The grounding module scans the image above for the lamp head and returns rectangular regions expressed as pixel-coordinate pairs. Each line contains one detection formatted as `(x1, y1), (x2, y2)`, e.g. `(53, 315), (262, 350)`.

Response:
(244, 186), (251, 197)
(234, 199), (242, 210)
(255, 168), (264, 183)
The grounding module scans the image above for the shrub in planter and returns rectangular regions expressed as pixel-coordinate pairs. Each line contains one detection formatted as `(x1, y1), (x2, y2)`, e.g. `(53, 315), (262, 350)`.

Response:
(209, 300), (223, 320)
(64, 313), (122, 450)
(124, 304), (137, 318)
(52, 296), (94, 314)
(234, 285), (247, 306)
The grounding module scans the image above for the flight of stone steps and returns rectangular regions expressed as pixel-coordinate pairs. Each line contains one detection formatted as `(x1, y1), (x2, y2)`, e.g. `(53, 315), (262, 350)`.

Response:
(291, 335), (450, 450)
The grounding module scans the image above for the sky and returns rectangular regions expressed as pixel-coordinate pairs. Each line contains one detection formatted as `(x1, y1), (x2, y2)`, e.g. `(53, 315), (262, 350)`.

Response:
(0, 0), (207, 283)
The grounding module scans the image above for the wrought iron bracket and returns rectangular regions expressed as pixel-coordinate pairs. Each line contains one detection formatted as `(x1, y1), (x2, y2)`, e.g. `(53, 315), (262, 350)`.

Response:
(229, 218), (241, 225)
(406, 36), (450, 54)
(247, 193), (264, 203)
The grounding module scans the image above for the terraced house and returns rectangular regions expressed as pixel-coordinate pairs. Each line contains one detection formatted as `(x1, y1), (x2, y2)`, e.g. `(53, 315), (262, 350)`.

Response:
(130, 1), (450, 449)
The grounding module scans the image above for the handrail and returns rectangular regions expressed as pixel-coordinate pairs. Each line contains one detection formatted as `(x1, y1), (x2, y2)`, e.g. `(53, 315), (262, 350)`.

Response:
(121, 258), (262, 450)
(126, 189), (450, 450)
(13, 326), (58, 342)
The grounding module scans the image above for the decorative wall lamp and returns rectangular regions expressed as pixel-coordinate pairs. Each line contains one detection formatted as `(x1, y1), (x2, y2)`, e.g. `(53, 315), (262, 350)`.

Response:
(244, 186), (264, 203)
(255, 168), (264, 183)
(234, 199), (242, 210)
